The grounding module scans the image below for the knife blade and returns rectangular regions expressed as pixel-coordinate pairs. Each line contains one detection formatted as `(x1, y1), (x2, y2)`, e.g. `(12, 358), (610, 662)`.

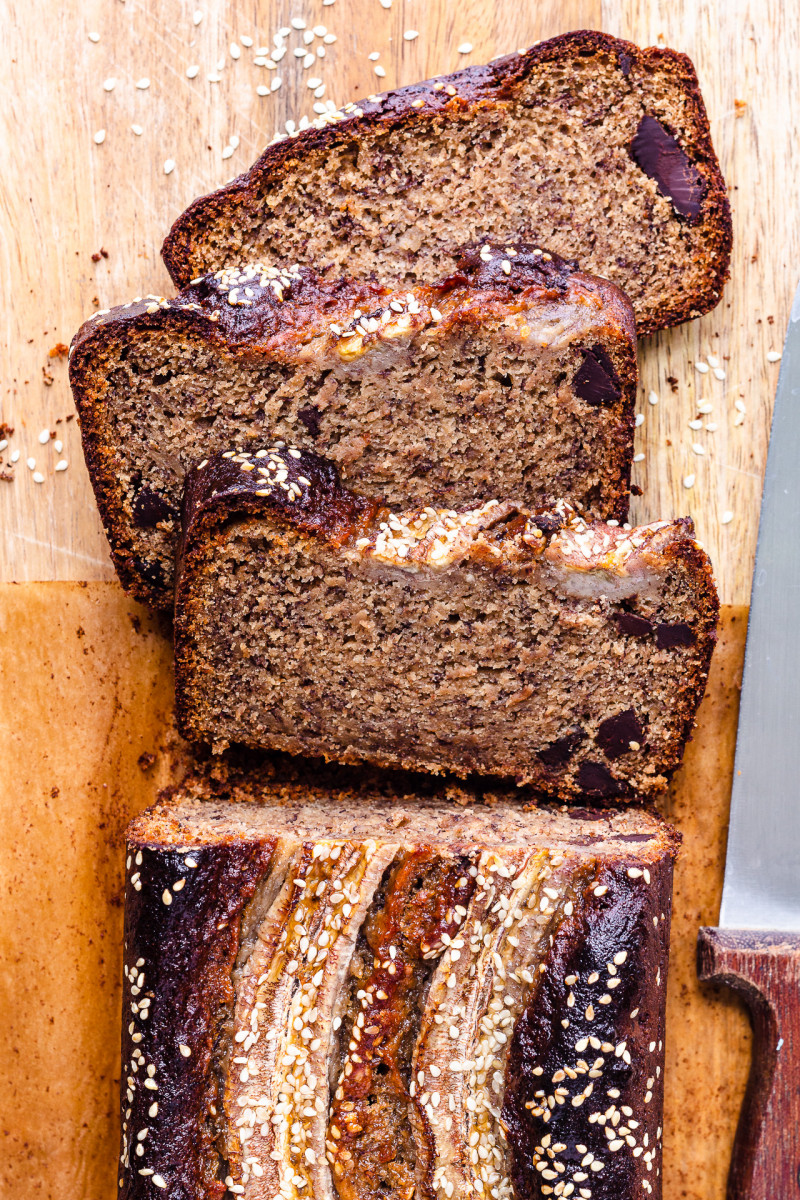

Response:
(698, 280), (800, 1200)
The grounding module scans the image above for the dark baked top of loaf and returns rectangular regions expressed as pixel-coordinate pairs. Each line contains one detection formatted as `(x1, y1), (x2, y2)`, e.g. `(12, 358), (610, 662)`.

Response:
(160, 30), (732, 335)
(120, 771), (678, 1200)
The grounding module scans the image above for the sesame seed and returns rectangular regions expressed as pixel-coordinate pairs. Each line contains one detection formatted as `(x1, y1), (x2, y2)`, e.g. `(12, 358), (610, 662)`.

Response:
(683, 474), (695, 489)
(186, 65), (199, 79)
(162, 889), (172, 905)
(695, 361), (709, 374)
(192, 9), (203, 24)
(94, 129), (106, 144)
(767, 350), (782, 362)
(633, 453), (645, 463)
(33, 472), (44, 484)
(404, 29), (419, 39)
(103, 77), (117, 91)
(648, 391), (658, 405)
(634, 413), (644, 427)
(163, 158), (175, 174)
(692, 443), (705, 456)
(721, 510), (734, 525)
(179, 1044), (191, 1057)
(152, 1177), (166, 1190)
(131, 124), (144, 135)
(458, 42), (474, 53)
(374, 65), (386, 77)
(55, 460), (68, 472)
(230, 41), (241, 58)
(88, 31), (100, 42)
(136, 77), (150, 89)
(713, 366), (726, 380)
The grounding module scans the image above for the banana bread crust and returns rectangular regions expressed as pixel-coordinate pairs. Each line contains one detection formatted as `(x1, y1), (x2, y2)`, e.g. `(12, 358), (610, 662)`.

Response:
(119, 775), (680, 1200)
(160, 30), (731, 336)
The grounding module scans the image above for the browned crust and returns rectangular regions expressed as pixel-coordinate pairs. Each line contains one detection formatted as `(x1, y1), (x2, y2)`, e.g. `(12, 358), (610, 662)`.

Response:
(70, 247), (638, 609)
(160, 30), (732, 336)
(173, 448), (719, 801)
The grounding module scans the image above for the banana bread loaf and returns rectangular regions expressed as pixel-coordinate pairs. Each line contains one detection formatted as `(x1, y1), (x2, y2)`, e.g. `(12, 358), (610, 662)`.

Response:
(174, 446), (719, 798)
(161, 30), (731, 336)
(70, 245), (637, 609)
(119, 769), (679, 1200)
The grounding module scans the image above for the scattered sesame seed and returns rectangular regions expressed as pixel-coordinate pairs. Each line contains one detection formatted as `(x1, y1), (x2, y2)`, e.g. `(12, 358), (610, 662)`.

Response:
(713, 366), (726, 380)
(692, 443), (706, 456)
(368, 51), (380, 60)
(698, 402), (713, 413)
(103, 77), (117, 91)
(634, 413), (644, 427)
(186, 65), (199, 78)
(257, 84), (269, 96)
(88, 31), (100, 42)
(131, 123), (144, 135)
(374, 64), (386, 77)
(179, 1044), (192, 1057)
(767, 350), (782, 362)
(152, 1177), (167, 1190)
(688, 419), (702, 430)
(633, 452), (645, 463)
(292, 16), (307, 28)
(55, 460), (68, 472)
(33, 472), (44, 484)
(10, 450), (20, 463)
(26, 457), (36, 470)
(162, 889), (172, 905)
(683, 474), (695, 489)
(647, 391), (658, 405)
(136, 77), (150, 89)
(230, 42), (241, 59)
(192, 9), (203, 24)
(695, 361), (709, 374)
(735, 399), (747, 413)
(94, 129), (106, 144)
(38, 428), (50, 444)
(404, 29), (419, 39)
(721, 510), (734, 524)
(706, 354), (720, 368)
(163, 158), (175, 174)
(458, 42), (474, 53)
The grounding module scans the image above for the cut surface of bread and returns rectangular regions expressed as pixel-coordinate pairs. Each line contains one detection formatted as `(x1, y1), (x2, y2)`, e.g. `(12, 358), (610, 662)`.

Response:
(120, 770), (678, 1200)
(161, 30), (731, 335)
(69, 245), (637, 609)
(174, 446), (719, 799)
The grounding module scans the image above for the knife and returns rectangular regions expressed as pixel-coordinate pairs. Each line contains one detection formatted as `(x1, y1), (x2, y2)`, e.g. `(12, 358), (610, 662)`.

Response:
(698, 280), (800, 1200)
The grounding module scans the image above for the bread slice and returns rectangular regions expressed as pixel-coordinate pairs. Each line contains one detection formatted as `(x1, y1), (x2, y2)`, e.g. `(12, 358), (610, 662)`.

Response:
(120, 767), (678, 1200)
(161, 30), (731, 336)
(69, 245), (638, 609)
(174, 446), (719, 799)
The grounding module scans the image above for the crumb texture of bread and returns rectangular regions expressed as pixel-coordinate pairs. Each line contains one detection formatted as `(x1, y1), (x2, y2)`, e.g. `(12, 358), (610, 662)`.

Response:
(119, 776), (678, 1200)
(69, 245), (637, 608)
(161, 31), (731, 335)
(173, 447), (719, 800)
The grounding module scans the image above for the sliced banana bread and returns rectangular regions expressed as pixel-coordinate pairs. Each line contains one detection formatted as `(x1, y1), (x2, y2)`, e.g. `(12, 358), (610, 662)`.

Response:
(70, 245), (637, 608)
(161, 30), (731, 335)
(174, 446), (718, 798)
(120, 769), (678, 1200)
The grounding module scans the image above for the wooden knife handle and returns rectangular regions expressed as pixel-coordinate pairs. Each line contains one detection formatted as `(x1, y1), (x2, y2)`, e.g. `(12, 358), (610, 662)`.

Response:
(697, 927), (800, 1200)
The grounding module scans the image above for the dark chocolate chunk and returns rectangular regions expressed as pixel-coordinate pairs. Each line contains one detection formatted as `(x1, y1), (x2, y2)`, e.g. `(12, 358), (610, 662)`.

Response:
(132, 487), (175, 528)
(131, 556), (167, 590)
(655, 621), (695, 649)
(530, 511), (566, 538)
(612, 611), (654, 638)
(619, 51), (632, 76)
(596, 708), (644, 759)
(630, 114), (706, 221)
(577, 760), (622, 798)
(538, 727), (586, 767)
(572, 345), (622, 408)
(297, 404), (322, 438)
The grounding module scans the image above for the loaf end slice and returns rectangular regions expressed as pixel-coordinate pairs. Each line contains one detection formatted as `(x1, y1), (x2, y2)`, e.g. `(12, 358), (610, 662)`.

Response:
(161, 30), (731, 335)
(70, 245), (637, 608)
(174, 445), (719, 799)
(119, 771), (679, 1200)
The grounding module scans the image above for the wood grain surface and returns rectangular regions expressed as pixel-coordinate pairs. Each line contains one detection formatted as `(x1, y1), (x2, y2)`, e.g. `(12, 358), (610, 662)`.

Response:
(2, 0), (799, 603)
(0, 590), (752, 1200)
(0, 3), (794, 1199)
(698, 927), (800, 1200)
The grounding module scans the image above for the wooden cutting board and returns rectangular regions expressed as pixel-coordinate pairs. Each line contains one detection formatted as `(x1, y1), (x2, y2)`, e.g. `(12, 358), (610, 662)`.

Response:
(3, 1), (798, 1197)
(0, 586), (751, 1199)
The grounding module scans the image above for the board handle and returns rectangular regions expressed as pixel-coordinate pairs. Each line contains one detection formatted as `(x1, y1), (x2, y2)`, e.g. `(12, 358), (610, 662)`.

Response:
(697, 927), (800, 1200)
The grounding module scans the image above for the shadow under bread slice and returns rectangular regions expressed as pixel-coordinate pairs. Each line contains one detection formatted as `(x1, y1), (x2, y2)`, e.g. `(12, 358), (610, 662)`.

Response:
(69, 244), (637, 609)
(173, 446), (718, 800)
(120, 769), (679, 1200)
